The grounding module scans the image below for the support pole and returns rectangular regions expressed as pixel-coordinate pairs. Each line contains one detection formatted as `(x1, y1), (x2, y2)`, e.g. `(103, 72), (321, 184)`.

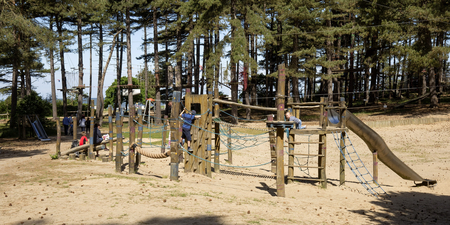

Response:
(287, 129), (294, 184)
(108, 105), (113, 161)
(214, 122), (220, 173)
(184, 88), (192, 164)
(56, 117), (61, 156)
(115, 111), (123, 173)
(129, 105), (136, 174)
(373, 151), (378, 184)
(227, 125), (232, 164)
(339, 131), (346, 185)
(269, 129), (276, 173)
(276, 127), (285, 197)
(136, 108), (143, 170)
(318, 134), (327, 188)
(73, 115), (77, 140)
(161, 115), (168, 153)
(206, 88), (213, 177)
(276, 63), (286, 197)
(88, 100), (95, 160)
(170, 91), (181, 181)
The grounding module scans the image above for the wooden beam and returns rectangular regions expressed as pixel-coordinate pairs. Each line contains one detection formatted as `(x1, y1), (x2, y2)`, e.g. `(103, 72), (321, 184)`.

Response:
(213, 99), (278, 111)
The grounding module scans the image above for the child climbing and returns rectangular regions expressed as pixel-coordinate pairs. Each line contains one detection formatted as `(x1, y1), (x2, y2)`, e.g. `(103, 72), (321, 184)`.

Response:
(285, 111), (306, 129)
(180, 108), (196, 153)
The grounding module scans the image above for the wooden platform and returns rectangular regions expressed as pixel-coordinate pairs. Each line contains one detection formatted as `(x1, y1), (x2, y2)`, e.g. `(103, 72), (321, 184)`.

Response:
(288, 127), (347, 135)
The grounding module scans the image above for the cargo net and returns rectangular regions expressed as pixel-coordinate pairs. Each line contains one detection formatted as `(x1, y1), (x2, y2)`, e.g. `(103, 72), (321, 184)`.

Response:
(331, 131), (389, 199)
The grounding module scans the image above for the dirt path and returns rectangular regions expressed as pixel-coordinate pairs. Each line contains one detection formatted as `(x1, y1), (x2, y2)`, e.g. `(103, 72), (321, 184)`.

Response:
(1, 113), (450, 224)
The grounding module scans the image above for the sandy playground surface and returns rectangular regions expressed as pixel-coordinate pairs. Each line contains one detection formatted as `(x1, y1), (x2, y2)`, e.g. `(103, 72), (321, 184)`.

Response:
(1, 108), (450, 225)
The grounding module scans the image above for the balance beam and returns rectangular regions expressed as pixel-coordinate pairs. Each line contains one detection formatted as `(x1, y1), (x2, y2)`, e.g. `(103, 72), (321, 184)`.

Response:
(61, 138), (119, 156)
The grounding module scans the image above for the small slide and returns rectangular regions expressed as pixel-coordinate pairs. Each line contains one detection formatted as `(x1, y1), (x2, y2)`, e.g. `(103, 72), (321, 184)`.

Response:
(328, 109), (436, 185)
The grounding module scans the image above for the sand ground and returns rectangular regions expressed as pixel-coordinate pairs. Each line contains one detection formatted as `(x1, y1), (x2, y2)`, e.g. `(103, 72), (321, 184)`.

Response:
(1, 110), (450, 225)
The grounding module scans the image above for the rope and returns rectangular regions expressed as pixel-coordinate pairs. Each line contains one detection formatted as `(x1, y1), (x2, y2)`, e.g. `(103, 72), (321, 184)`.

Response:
(135, 146), (170, 159)
(180, 145), (274, 168)
(219, 109), (267, 122)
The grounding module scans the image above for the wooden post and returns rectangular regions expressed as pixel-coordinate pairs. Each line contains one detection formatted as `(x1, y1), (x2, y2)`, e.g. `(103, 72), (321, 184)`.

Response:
(339, 131), (346, 186)
(192, 120), (200, 172)
(318, 134), (327, 188)
(287, 129), (295, 184)
(88, 100), (95, 160)
(136, 108), (143, 171)
(269, 129), (276, 173)
(373, 151), (378, 184)
(129, 106), (136, 174)
(206, 88), (213, 177)
(199, 95), (207, 175)
(276, 64), (286, 121)
(276, 127), (285, 197)
(287, 97), (293, 113)
(214, 122), (220, 173)
(108, 105), (113, 161)
(161, 115), (168, 153)
(227, 125), (232, 164)
(339, 97), (346, 128)
(276, 64), (286, 197)
(184, 91), (192, 167)
(170, 91), (181, 181)
(115, 111), (123, 173)
(319, 97), (325, 129)
(56, 117), (61, 156)
(72, 115), (77, 140)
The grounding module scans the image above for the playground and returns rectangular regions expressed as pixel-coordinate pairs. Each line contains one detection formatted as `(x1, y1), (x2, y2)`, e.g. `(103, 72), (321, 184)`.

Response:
(1, 105), (450, 224)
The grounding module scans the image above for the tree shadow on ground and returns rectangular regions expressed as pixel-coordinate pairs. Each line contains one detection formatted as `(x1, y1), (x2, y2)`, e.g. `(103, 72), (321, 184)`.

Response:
(368, 104), (450, 119)
(351, 189), (450, 224)
(11, 215), (225, 225)
(109, 215), (224, 225)
(0, 147), (47, 160)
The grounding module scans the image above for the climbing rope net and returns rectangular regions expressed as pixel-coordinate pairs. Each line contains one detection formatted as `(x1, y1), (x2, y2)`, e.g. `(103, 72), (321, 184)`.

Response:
(331, 131), (388, 198)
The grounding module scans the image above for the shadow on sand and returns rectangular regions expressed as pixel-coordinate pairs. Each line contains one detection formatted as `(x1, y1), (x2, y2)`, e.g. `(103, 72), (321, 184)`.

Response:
(352, 189), (450, 224)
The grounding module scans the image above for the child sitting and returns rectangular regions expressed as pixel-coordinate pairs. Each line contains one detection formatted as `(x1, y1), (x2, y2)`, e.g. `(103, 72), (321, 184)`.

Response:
(79, 131), (89, 146)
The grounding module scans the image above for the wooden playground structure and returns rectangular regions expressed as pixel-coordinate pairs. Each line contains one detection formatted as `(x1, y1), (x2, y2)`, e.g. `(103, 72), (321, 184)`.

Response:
(55, 63), (381, 198)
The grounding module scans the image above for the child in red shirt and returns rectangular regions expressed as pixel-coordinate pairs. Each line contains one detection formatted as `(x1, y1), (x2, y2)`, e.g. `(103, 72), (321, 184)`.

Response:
(79, 131), (89, 146)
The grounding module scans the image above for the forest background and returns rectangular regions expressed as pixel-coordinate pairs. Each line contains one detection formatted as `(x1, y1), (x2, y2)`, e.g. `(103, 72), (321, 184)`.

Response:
(1, 0), (449, 138)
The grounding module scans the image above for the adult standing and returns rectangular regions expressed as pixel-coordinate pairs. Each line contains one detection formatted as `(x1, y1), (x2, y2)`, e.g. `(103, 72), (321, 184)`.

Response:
(79, 115), (86, 132)
(62, 114), (71, 135)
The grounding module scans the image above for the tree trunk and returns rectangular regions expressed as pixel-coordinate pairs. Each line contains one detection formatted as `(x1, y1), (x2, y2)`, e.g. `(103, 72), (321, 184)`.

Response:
(56, 16), (67, 117)
(348, 25), (355, 106)
(126, 7), (133, 114)
(97, 29), (120, 125)
(230, 0), (238, 124)
(244, 14), (250, 119)
(96, 24), (103, 123)
(176, 13), (182, 92)
(214, 23), (219, 103)
(368, 35), (378, 104)
(430, 67), (438, 107)
(292, 24), (299, 103)
(77, 14), (83, 122)
(251, 34), (257, 106)
(437, 31), (444, 94)
(50, 17), (57, 120)
(153, 6), (161, 124)
(144, 25), (148, 99)
(326, 19), (333, 102)
(89, 24), (93, 117)
(188, 17), (194, 93)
